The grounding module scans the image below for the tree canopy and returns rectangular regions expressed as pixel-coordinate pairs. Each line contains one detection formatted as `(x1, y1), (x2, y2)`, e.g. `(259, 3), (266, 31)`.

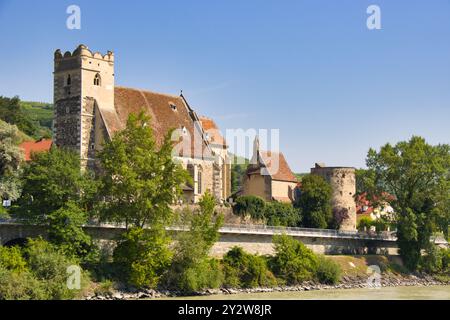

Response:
(0, 121), (24, 205)
(96, 111), (190, 228)
(13, 147), (97, 222)
(363, 136), (450, 270)
(295, 174), (332, 229)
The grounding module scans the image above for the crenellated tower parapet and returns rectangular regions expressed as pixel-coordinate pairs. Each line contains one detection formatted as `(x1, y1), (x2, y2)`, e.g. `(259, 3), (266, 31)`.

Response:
(53, 44), (114, 169)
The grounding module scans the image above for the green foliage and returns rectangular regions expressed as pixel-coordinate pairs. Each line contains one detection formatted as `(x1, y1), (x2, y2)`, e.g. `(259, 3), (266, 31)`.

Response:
(93, 279), (115, 297)
(295, 174), (332, 229)
(365, 136), (450, 270)
(441, 248), (450, 273)
(97, 111), (189, 228)
(230, 154), (249, 194)
(166, 192), (224, 292)
(0, 266), (47, 300)
(264, 201), (300, 227)
(357, 217), (373, 231)
(233, 195), (266, 220)
(173, 258), (224, 293)
(24, 238), (84, 300)
(315, 255), (341, 284)
(294, 173), (308, 181)
(0, 96), (52, 139)
(19, 101), (54, 137)
(222, 247), (277, 288)
(113, 227), (173, 289)
(0, 96), (38, 137)
(420, 245), (443, 274)
(47, 201), (94, 260)
(0, 246), (28, 274)
(0, 239), (90, 300)
(270, 234), (318, 285)
(13, 147), (98, 222)
(0, 120), (24, 202)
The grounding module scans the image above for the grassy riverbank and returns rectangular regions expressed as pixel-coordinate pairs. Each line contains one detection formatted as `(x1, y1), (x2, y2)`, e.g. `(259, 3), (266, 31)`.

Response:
(83, 255), (450, 300)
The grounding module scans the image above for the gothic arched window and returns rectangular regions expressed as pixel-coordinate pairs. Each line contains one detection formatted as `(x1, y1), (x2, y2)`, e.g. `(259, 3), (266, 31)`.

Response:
(94, 73), (101, 86)
(67, 74), (71, 86)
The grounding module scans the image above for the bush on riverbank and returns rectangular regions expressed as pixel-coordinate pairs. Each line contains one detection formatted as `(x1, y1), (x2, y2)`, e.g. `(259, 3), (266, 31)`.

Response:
(222, 247), (277, 288)
(315, 255), (342, 284)
(269, 234), (319, 285)
(0, 238), (89, 300)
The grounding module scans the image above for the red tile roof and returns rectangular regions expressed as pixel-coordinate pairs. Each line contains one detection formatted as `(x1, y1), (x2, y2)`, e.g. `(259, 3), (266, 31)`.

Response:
(356, 192), (395, 215)
(111, 87), (210, 159)
(259, 151), (298, 183)
(19, 139), (52, 161)
(199, 116), (227, 147)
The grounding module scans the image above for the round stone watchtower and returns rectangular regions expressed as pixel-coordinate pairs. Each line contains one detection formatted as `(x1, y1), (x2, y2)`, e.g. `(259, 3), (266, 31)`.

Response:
(310, 163), (357, 231)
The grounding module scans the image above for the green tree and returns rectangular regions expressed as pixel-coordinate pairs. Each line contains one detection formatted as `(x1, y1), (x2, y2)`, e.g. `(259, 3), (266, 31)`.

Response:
(264, 202), (300, 227)
(97, 111), (189, 228)
(295, 174), (332, 229)
(166, 191), (224, 292)
(0, 96), (38, 137)
(270, 234), (318, 285)
(233, 195), (266, 220)
(230, 155), (249, 193)
(0, 121), (24, 208)
(365, 136), (450, 270)
(13, 147), (97, 222)
(47, 201), (94, 260)
(113, 226), (173, 288)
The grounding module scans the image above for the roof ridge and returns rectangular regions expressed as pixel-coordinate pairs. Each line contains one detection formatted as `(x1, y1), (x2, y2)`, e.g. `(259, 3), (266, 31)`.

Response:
(115, 86), (181, 99)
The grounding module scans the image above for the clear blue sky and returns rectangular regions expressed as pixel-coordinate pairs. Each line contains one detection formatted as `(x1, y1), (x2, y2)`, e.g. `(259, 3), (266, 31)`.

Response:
(1, 0), (449, 172)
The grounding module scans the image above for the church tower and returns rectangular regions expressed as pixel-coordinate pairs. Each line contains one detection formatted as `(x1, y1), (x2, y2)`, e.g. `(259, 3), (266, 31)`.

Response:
(53, 44), (114, 168)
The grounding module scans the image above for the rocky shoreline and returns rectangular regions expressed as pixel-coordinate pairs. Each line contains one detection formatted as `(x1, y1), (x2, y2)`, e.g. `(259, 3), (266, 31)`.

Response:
(85, 273), (450, 300)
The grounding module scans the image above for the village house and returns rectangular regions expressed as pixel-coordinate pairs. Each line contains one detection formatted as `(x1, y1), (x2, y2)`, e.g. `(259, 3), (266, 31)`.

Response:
(50, 44), (231, 203)
(242, 137), (298, 202)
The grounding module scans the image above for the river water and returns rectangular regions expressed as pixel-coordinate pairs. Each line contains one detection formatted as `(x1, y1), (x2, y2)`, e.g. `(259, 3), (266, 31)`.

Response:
(171, 285), (450, 300)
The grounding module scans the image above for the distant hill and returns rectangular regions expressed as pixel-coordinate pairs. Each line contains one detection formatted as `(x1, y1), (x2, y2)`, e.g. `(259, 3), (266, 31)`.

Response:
(294, 173), (308, 181)
(20, 101), (54, 136)
(0, 96), (53, 140)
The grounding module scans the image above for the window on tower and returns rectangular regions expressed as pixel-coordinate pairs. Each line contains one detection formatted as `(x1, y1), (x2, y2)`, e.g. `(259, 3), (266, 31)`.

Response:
(67, 74), (71, 86)
(94, 73), (101, 86)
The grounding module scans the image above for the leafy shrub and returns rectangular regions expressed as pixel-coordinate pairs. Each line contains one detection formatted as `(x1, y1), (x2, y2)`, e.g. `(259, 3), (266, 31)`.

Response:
(113, 227), (172, 289)
(357, 217), (373, 231)
(442, 248), (450, 273)
(165, 192), (224, 292)
(174, 258), (224, 292)
(0, 246), (28, 274)
(264, 202), (300, 227)
(94, 279), (115, 297)
(222, 246), (277, 288)
(0, 239), (88, 300)
(270, 234), (318, 285)
(233, 196), (266, 220)
(0, 266), (47, 300)
(24, 238), (84, 300)
(315, 256), (341, 284)
(420, 245), (444, 274)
